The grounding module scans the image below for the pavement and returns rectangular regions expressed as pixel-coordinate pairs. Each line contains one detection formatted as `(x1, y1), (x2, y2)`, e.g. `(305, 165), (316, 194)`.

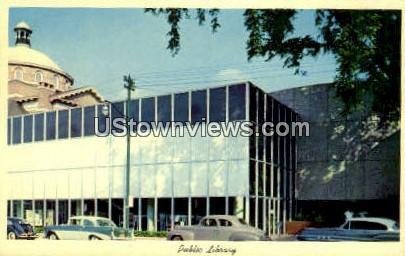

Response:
(36, 232), (296, 241)
(269, 235), (297, 241)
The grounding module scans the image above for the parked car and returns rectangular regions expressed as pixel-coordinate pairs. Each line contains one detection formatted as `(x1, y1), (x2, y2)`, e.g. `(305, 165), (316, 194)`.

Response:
(296, 213), (399, 241)
(7, 217), (38, 240)
(167, 215), (269, 241)
(43, 216), (133, 240)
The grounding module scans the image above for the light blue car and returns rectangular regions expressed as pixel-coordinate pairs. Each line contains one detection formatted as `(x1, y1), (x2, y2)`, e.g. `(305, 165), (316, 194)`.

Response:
(297, 216), (399, 241)
(44, 216), (133, 240)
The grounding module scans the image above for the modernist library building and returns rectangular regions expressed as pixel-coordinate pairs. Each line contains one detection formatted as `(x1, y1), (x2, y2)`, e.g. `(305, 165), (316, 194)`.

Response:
(6, 82), (297, 235)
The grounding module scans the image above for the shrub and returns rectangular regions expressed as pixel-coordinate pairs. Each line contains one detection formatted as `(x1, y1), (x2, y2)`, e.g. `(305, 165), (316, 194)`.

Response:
(133, 231), (167, 237)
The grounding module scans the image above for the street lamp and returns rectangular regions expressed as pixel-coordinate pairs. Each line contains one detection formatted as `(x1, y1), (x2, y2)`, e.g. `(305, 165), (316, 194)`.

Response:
(101, 103), (109, 117)
(101, 75), (135, 230)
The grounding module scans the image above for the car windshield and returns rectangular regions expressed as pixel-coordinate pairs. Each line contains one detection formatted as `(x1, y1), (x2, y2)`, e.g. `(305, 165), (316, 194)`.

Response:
(238, 218), (247, 225)
(96, 219), (116, 227)
(15, 219), (29, 225)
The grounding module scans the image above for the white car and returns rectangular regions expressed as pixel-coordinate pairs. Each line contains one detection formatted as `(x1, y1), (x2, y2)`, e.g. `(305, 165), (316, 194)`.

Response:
(168, 215), (269, 241)
(43, 216), (133, 240)
(297, 213), (399, 241)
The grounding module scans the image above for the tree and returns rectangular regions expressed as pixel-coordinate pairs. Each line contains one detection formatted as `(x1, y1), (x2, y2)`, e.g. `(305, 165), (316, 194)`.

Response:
(144, 9), (400, 123)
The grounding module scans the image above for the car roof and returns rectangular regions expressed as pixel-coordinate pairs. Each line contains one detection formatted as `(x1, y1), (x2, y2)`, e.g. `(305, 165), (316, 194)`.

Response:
(349, 217), (397, 227)
(203, 215), (241, 221)
(70, 216), (111, 221)
(8, 217), (23, 221)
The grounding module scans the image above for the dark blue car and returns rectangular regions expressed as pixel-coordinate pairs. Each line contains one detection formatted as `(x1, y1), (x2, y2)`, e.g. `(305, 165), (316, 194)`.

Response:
(7, 217), (38, 240)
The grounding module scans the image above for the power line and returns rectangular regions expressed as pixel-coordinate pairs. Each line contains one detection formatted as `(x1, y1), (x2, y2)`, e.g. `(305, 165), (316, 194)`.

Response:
(135, 62), (336, 81)
(100, 68), (334, 99)
(134, 59), (336, 78)
(93, 59), (336, 90)
(137, 69), (335, 88)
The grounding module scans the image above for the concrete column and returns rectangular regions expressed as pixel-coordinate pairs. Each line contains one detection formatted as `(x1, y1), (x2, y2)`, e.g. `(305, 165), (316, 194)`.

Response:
(43, 200), (46, 226)
(138, 198), (142, 231)
(146, 198), (155, 231)
(95, 199), (98, 217)
(10, 200), (13, 217)
(32, 200), (35, 224)
(80, 198), (84, 216)
(206, 197), (210, 216)
(68, 199), (71, 219)
(154, 198), (158, 231)
(188, 197), (192, 226)
(234, 196), (244, 219)
(108, 197), (112, 219)
(245, 195), (250, 224)
(55, 199), (59, 225)
(170, 197), (174, 230)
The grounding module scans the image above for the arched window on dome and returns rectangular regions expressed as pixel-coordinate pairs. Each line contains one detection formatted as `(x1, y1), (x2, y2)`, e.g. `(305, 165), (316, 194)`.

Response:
(54, 75), (60, 89)
(14, 68), (23, 81)
(34, 71), (43, 83)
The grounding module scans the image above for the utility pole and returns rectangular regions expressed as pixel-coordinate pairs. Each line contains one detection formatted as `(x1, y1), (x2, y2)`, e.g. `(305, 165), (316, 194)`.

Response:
(123, 74), (135, 230)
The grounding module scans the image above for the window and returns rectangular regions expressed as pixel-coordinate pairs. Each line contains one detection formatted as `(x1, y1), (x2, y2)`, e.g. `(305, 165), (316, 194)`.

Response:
(58, 110), (69, 139)
(350, 221), (387, 230)
(84, 106), (95, 136)
(111, 101), (125, 133)
(96, 219), (116, 227)
(228, 84), (246, 121)
(23, 115), (33, 143)
(7, 118), (11, 145)
(14, 68), (23, 80)
(34, 113), (44, 141)
(141, 97), (155, 123)
(12, 117), (21, 144)
(34, 71), (43, 83)
(70, 219), (81, 226)
(209, 87), (226, 122)
(128, 99), (139, 121)
(54, 75), (59, 89)
(218, 219), (232, 227)
(265, 96), (273, 162)
(157, 95), (171, 123)
(202, 218), (217, 227)
(174, 92), (189, 123)
(46, 111), (56, 140)
(191, 90), (207, 123)
(83, 219), (94, 227)
(97, 104), (109, 135)
(70, 108), (82, 137)
(273, 101), (280, 165)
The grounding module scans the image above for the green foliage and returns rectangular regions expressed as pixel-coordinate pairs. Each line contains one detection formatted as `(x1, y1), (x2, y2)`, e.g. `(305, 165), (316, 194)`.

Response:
(34, 226), (44, 234)
(133, 230), (168, 237)
(144, 8), (220, 56)
(144, 9), (400, 122)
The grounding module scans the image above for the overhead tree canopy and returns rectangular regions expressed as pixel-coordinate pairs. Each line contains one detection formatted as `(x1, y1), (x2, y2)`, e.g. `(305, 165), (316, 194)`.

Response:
(145, 9), (401, 123)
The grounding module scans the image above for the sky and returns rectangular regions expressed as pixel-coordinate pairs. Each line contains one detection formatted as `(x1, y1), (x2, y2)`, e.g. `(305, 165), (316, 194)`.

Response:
(9, 8), (337, 101)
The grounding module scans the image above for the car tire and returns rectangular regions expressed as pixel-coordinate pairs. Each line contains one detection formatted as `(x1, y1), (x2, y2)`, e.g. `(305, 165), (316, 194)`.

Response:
(7, 231), (16, 240)
(89, 236), (101, 240)
(171, 236), (183, 241)
(47, 232), (59, 240)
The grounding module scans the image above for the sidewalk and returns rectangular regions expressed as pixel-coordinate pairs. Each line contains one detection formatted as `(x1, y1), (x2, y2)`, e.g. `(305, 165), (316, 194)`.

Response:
(269, 235), (297, 241)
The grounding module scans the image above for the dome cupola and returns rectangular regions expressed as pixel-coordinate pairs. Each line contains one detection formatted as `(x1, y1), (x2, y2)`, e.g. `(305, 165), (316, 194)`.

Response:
(14, 21), (32, 47)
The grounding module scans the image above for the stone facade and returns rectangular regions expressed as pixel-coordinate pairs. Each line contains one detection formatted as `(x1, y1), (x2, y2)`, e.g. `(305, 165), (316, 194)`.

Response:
(8, 21), (104, 116)
(8, 63), (73, 92)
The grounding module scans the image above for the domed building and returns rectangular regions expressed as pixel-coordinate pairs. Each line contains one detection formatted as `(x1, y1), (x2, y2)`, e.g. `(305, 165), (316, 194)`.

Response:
(8, 21), (104, 116)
